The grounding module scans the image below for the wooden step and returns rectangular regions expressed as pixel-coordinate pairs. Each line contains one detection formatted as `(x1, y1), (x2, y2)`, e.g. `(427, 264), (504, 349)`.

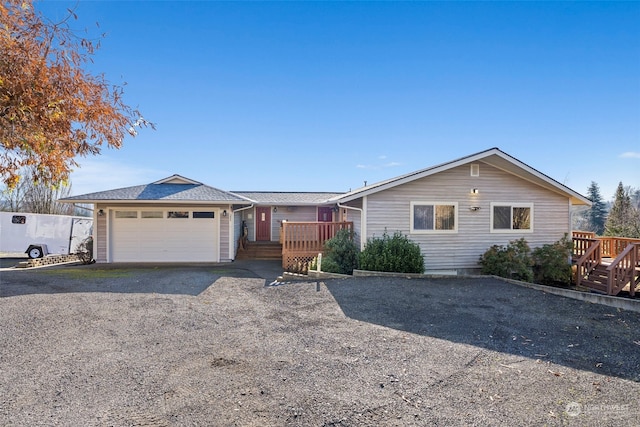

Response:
(236, 242), (282, 260)
(580, 279), (608, 294)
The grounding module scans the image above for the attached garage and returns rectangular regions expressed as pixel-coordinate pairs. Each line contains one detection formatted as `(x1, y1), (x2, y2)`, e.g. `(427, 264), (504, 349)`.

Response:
(110, 208), (220, 262)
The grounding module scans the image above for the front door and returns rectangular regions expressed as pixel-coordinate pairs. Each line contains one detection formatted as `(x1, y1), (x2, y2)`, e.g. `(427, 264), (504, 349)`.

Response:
(318, 207), (333, 222)
(256, 206), (271, 241)
(317, 207), (333, 242)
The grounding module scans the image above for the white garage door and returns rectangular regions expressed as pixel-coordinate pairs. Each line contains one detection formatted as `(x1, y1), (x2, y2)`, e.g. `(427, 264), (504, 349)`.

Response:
(110, 209), (219, 262)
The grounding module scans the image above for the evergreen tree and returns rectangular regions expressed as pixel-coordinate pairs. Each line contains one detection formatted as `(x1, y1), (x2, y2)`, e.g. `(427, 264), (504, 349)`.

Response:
(604, 182), (639, 238)
(584, 181), (607, 235)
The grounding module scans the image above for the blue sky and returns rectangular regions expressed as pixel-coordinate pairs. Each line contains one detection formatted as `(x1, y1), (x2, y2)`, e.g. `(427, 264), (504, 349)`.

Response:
(37, 1), (639, 200)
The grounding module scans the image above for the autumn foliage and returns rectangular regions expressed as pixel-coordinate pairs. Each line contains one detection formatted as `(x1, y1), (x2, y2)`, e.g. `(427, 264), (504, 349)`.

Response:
(0, 0), (151, 188)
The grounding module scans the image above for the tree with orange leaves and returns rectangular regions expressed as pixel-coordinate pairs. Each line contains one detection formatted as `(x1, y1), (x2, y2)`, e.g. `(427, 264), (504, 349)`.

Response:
(0, 0), (152, 188)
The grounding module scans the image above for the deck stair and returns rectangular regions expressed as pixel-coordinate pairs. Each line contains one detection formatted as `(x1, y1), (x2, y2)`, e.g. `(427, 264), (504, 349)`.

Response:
(573, 232), (640, 296)
(235, 241), (282, 260)
(578, 264), (610, 294)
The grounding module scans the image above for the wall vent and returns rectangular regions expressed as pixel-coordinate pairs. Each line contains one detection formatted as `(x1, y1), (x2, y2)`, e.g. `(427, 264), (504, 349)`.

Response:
(470, 164), (480, 177)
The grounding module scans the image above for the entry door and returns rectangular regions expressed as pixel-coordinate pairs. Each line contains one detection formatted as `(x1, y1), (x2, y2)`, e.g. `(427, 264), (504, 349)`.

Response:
(318, 207), (333, 222)
(317, 207), (333, 242)
(256, 206), (271, 241)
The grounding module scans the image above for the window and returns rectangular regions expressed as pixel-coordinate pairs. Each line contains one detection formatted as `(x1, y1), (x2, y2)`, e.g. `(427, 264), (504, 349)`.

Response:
(141, 211), (163, 219)
(193, 211), (214, 219)
(11, 215), (26, 224)
(411, 202), (457, 233)
(115, 211), (138, 219)
(168, 211), (189, 219)
(491, 203), (533, 232)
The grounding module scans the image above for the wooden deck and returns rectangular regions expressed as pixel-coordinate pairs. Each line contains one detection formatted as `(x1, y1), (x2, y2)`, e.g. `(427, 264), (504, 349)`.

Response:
(573, 231), (640, 296)
(281, 221), (354, 272)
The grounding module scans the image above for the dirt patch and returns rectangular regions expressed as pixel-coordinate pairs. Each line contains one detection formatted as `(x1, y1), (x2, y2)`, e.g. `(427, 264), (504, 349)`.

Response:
(0, 267), (639, 426)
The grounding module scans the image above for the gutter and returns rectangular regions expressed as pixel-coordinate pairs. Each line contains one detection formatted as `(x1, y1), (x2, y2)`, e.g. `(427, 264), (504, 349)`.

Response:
(232, 204), (254, 214)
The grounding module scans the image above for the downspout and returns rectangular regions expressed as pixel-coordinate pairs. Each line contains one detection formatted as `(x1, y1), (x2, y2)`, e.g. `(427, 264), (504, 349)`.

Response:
(337, 201), (365, 251)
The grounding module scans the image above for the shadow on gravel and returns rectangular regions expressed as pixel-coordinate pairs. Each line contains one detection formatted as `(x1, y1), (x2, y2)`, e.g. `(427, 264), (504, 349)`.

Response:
(0, 264), (261, 297)
(325, 277), (640, 382)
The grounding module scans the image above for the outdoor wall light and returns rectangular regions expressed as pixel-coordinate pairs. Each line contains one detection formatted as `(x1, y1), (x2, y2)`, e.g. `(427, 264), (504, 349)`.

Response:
(469, 206), (481, 211)
(97, 209), (104, 216)
(471, 188), (479, 194)
(222, 210), (227, 217)
(273, 207), (278, 213)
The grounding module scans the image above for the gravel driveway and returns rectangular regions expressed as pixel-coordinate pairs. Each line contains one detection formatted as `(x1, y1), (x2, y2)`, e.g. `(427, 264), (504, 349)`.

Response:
(1, 261), (639, 426)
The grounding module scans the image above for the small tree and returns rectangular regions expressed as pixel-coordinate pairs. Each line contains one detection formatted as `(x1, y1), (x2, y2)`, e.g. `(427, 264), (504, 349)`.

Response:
(584, 181), (607, 235)
(321, 228), (359, 275)
(359, 231), (425, 274)
(0, 0), (153, 188)
(1, 167), (73, 214)
(605, 182), (639, 238)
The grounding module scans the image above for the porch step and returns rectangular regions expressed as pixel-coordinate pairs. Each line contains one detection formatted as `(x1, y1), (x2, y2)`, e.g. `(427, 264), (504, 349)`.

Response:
(236, 242), (282, 260)
(581, 265), (609, 294)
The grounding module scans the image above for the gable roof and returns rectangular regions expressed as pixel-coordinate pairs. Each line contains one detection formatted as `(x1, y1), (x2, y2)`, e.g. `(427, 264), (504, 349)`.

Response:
(332, 147), (591, 206)
(60, 174), (251, 204)
(233, 191), (344, 205)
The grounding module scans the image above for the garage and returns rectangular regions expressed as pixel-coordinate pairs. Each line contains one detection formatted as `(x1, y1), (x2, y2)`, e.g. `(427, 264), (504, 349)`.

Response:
(110, 209), (219, 262)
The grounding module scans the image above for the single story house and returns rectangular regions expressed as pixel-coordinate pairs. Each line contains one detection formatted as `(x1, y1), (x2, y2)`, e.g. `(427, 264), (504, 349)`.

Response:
(61, 148), (591, 272)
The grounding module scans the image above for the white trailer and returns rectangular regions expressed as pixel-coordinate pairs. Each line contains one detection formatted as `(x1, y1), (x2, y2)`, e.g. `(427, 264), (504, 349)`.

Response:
(0, 212), (93, 258)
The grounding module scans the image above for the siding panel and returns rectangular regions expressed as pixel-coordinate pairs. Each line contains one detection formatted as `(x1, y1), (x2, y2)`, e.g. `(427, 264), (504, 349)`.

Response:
(364, 162), (570, 272)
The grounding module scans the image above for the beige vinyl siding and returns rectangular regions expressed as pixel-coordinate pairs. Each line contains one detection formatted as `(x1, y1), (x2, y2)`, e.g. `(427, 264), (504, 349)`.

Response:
(219, 207), (231, 262)
(364, 162), (571, 272)
(239, 209), (256, 241)
(272, 206), (318, 241)
(341, 199), (363, 249)
(96, 203), (108, 263)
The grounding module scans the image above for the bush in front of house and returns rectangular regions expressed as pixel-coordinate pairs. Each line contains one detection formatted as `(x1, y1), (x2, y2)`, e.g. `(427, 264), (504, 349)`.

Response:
(359, 231), (425, 274)
(321, 228), (360, 275)
(532, 234), (573, 286)
(479, 238), (533, 282)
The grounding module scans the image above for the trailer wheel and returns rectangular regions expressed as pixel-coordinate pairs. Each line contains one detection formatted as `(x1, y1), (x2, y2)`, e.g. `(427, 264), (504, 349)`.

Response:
(27, 246), (44, 259)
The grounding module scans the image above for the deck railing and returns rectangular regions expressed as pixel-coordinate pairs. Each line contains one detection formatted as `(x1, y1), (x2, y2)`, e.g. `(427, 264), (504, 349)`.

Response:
(572, 231), (640, 259)
(572, 231), (640, 295)
(281, 221), (353, 271)
(574, 239), (601, 288)
(606, 243), (639, 296)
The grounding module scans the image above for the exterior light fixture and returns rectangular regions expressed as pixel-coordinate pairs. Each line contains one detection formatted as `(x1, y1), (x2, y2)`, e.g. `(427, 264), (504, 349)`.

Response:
(471, 188), (479, 194)
(222, 209), (227, 217)
(97, 209), (104, 216)
(273, 207), (278, 213)
(469, 206), (481, 211)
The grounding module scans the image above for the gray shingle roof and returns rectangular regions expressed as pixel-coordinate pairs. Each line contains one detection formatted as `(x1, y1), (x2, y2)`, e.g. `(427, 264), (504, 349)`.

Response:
(233, 192), (344, 205)
(61, 183), (250, 203)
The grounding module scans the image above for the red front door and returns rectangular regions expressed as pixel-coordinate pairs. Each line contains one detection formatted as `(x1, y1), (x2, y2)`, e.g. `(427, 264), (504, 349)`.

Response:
(256, 207), (271, 241)
(318, 207), (333, 242)
(318, 207), (333, 222)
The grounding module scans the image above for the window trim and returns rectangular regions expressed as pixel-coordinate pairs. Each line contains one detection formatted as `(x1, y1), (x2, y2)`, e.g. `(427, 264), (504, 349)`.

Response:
(490, 202), (534, 233)
(410, 201), (458, 234)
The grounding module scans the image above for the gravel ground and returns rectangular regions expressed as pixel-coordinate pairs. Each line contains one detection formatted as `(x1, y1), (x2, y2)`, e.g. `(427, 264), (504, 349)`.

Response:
(1, 262), (639, 426)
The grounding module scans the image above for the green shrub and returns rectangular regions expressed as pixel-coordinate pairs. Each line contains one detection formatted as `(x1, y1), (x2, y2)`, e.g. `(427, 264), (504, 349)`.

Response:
(532, 234), (573, 286)
(321, 228), (359, 274)
(479, 238), (533, 282)
(359, 231), (425, 274)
